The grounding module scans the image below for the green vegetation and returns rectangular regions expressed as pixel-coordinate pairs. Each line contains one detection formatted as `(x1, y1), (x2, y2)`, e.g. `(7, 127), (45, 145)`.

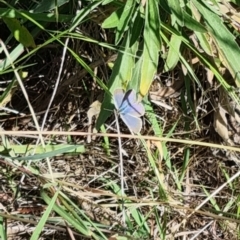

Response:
(0, 0), (240, 239)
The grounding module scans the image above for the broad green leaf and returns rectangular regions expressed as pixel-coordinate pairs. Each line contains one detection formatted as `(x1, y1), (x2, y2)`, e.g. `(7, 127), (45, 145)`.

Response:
(3, 17), (36, 48)
(96, 33), (138, 129)
(115, 0), (136, 44)
(140, 0), (161, 97)
(129, 46), (143, 91)
(193, 0), (240, 86)
(164, 34), (182, 72)
(130, 8), (144, 47)
(101, 7), (123, 29)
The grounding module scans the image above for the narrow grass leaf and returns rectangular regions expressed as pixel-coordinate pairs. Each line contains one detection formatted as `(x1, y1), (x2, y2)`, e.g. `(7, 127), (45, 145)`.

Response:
(3, 17), (36, 48)
(0, 144), (85, 155)
(100, 124), (110, 156)
(161, 22), (240, 105)
(0, 216), (6, 240)
(161, 30), (203, 91)
(194, 32), (213, 56)
(145, 98), (162, 136)
(220, 166), (233, 190)
(0, 43), (24, 71)
(115, 0), (136, 44)
(154, 207), (166, 239)
(223, 198), (236, 213)
(140, 139), (167, 200)
(236, 195), (240, 218)
(70, 1), (102, 31)
(125, 213), (134, 233)
(164, 34), (182, 72)
(59, 191), (107, 239)
(173, 166), (182, 191)
(0, 7), (73, 22)
(164, 118), (179, 170)
(180, 147), (190, 182)
(30, 190), (60, 240)
(0, 78), (17, 107)
(140, 0), (161, 96)
(102, 0), (114, 4)
(129, 206), (150, 234)
(202, 186), (221, 211)
(41, 190), (92, 237)
(129, 8), (144, 47)
(1, 145), (82, 161)
(182, 10), (206, 32)
(193, 0), (240, 85)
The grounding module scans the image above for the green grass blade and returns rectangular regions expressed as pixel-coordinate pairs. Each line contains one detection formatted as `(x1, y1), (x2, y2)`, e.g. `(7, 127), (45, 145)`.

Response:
(115, 0), (136, 44)
(1, 145), (83, 161)
(30, 190), (60, 240)
(70, 1), (102, 31)
(0, 216), (6, 240)
(41, 190), (93, 237)
(129, 8), (144, 46)
(140, 0), (161, 96)
(164, 34), (182, 72)
(0, 144), (85, 155)
(59, 191), (108, 239)
(0, 7), (73, 22)
(192, 0), (240, 85)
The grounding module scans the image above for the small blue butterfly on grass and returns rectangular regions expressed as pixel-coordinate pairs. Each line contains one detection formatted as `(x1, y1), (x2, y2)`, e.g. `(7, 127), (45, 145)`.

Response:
(113, 88), (145, 134)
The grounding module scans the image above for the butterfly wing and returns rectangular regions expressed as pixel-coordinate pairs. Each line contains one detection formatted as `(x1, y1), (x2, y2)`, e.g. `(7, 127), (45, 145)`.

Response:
(113, 88), (145, 133)
(121, 89), (145, 117)
(113, 89), (125, 110)
(120, 113), (143, 134)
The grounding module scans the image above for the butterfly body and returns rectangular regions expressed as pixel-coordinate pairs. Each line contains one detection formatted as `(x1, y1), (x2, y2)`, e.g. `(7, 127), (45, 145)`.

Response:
(113, 89), (145, 134)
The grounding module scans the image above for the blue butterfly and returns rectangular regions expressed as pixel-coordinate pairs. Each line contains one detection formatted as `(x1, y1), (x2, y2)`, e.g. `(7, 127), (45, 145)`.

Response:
(113, 88), (145, 133)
